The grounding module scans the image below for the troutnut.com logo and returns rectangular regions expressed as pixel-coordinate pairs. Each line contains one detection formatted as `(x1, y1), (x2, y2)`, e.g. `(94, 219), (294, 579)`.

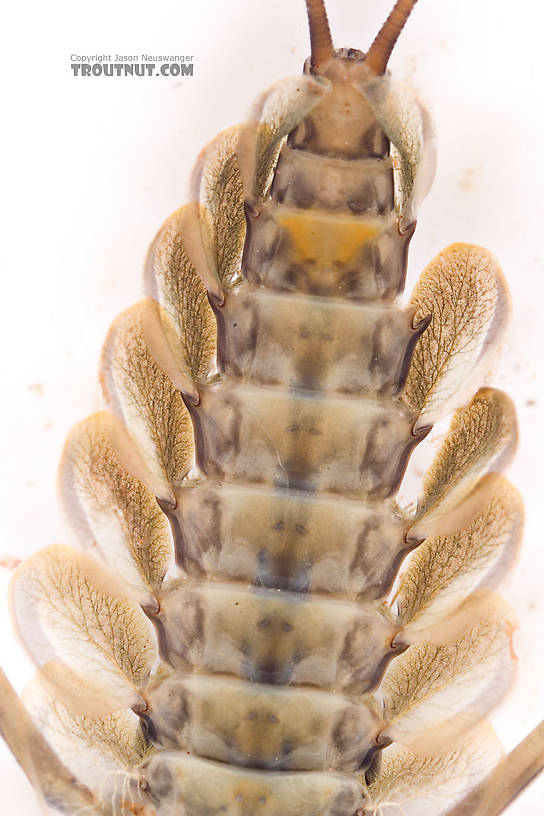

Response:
(70, 54), (194, 77)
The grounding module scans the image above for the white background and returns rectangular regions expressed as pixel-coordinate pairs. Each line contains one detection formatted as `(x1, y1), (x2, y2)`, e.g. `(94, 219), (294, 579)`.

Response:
(1, 0), (543, 813)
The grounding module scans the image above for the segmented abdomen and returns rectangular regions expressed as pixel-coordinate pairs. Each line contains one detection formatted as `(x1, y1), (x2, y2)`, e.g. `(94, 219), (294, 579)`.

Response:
(7, 37), (520, 816)
(135, 75), (431, 816)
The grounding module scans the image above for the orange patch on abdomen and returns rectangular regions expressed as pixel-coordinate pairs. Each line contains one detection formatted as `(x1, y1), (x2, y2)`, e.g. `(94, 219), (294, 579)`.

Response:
(275, 209), (383, 265)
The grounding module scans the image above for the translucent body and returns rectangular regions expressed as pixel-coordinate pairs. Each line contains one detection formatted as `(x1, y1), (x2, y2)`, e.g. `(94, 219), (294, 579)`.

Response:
(1, 7), (524, 816)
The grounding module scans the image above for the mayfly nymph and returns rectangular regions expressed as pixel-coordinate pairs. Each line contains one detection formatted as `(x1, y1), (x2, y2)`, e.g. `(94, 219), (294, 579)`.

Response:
(1, 1), (543, 815)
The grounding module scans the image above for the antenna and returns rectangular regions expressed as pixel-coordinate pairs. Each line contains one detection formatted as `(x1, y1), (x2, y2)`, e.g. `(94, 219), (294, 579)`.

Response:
(306, 0), (334, 72)
(366, 0), (418, 74)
